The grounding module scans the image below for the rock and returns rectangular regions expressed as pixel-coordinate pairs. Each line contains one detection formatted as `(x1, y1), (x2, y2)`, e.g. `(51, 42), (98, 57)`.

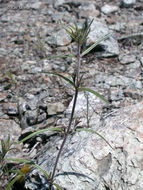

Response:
(0, 92), (7, 102)
(28, 67), (42, 74)
(19, 99), (40, 128)
(24, 101), (143, 190)
(29, 2), (42, 10)
(46, 29), (71, 47)
(87, 19), (119, 57)
(109, 88), (124, 101)
(123, 89), (143, 99)
(119, 54), (136, 64)
(47, 102), (65, 115)
(101, 4), (119, 14)
(66, 92), (106, 116)
(0, 119), (21, 148)
(53, 0), (66, 7)
(120, 0), (136, 8)
(37, 113), (47, 123)
(78, 3), (100, 18)
(25, 110), (38, 125)
(2, 103), (18, 115)
(66, 92), (107, 128)
(105, 75), (142, 89)
(140, 57), (143, 66)
(128, 60), (141, 69)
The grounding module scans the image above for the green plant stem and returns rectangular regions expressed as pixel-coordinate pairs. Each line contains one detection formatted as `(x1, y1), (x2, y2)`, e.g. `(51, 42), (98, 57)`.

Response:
(49, 45), (81, 190)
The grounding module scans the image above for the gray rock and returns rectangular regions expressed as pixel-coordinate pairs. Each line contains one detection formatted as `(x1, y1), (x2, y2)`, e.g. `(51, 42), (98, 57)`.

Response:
(0, 119), (21, 148)
(119, 54), (136, 64)
(3, 103), (18, 115)
(42, 60), (52, 72)
(128, 60), (141, 69)
(0, 48), (7, 56)
(105, 75), (142, 89)
(47, 102), (65, 115)
(29, 2), (42, 9)
(66, 92), (107, 128)
(123, 89), (143, 99)
(37, 113), (47, 123)
(0, 93), (7, 102)
(87, 19), (119, 57)
(29, 67), (42, 74)
(53, 0), (66, 7)
(78, 3), (100, 18)
(67, 92), (106, 116)
(120, 0), (136, 8)
(25, 110), (38, 125)
(24, 101), (143, 190)
(140, 57), (143, 66)
(109, 88), (124, 101)
(101, 4), (119, 14)
(46, 29), (71, 47)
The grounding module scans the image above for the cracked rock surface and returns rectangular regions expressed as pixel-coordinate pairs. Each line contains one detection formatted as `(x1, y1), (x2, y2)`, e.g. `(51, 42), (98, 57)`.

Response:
(25, 101), (143, 190)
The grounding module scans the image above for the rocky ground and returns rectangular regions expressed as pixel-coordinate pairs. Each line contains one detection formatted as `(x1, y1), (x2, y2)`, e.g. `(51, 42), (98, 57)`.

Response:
(0, 0), (143, 189)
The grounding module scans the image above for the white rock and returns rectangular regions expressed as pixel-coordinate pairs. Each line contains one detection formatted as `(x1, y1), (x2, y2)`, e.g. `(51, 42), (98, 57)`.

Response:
(47, 102), (65, 115)
(53, 0), (66, 7)
(25, 101), (143, 190)
(120, 0), (136, 8)
(30, 2), (42, 9)
(101, 4), (119, 14)
(87, 19), (119, 57)
(46, 29), (71, 46)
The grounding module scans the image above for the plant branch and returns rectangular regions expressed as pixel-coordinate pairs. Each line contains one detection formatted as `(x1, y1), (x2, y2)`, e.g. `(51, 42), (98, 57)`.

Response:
(49, 44), (81, 190)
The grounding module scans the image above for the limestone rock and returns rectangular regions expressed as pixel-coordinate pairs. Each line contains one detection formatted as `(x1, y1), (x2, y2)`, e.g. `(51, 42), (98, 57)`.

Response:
(78, 3), (100, 18)
(0, 119), (21, 150)
(2, 103), (18, 115)
(0, 92), (7, 102)
(24, 101), (143, 190)
(119, 54), (136, 64)
(101, 4), (119, 15)
(47, 102), (65, 115)
(120, 0), (136, 8)
(46, 29), (71, 47)
(29, 2), (42, 10)
(53, 0), (66, 7)
(87, 19), (119, 57)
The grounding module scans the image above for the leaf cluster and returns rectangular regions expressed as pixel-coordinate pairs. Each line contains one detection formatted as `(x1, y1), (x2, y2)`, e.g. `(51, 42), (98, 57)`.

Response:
(63, 19), (93, 46)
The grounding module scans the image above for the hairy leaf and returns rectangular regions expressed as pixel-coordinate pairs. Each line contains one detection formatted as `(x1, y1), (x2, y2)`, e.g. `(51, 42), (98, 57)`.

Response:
(6, 175), (22, 190)
(81, 33), (110, 57)
(15, 127), (64, 144)
(45, 72), (75, 88)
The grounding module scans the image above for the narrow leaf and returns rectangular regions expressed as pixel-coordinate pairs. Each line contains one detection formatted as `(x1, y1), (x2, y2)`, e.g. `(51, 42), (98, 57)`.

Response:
(76, 128), (113, 149)
(44, 72), (75, 88)
(78, 87), (109, 103)
(81, 33), (110, 57)
(81, 19), (94, 44)
(15, 127), (64, 144)
(53, 183), (64, 190)
(5, 158), (50, 179)
(34, 163), (50, 179)
(5, 158), (33, 164)
(6, 175), (21, 190)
